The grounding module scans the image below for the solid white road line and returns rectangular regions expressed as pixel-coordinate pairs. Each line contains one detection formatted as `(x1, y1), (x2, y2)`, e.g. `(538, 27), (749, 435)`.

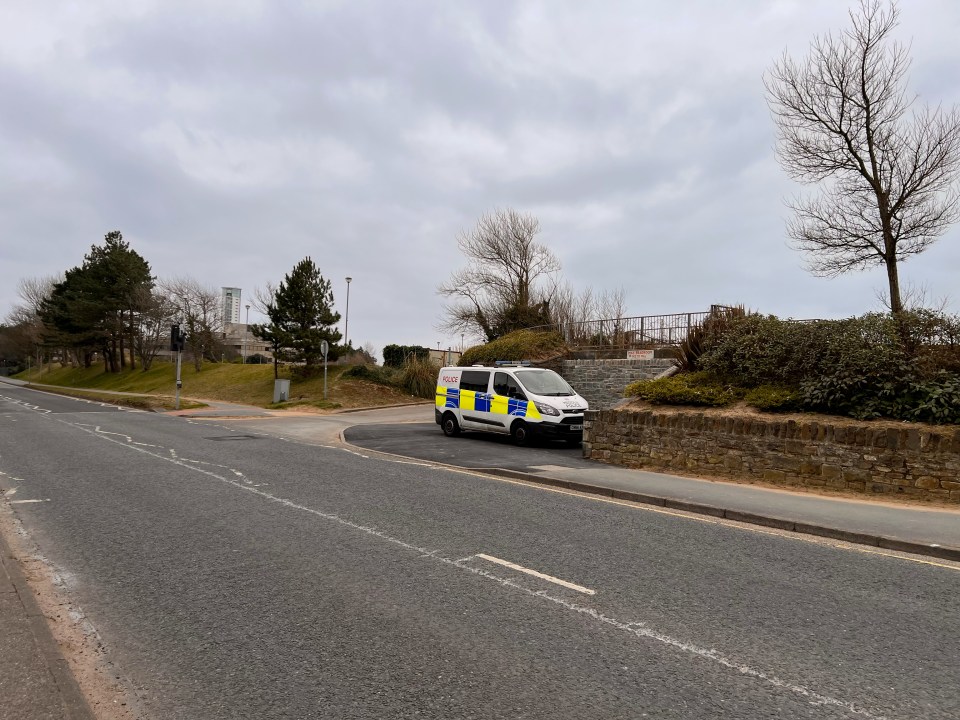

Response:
(475, 553), (596, 595)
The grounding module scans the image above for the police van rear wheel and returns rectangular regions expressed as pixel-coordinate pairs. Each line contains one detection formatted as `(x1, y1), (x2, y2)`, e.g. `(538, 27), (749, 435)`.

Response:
(441, 412), (460, 437)
(511, 421), (529, 446)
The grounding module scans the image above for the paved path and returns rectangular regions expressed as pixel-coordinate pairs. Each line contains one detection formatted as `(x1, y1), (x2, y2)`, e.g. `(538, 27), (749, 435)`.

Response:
(343, 420), (960, 560)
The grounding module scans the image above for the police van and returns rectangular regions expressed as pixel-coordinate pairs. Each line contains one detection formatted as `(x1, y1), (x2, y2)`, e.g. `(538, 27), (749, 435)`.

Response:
(435, 361), (589, 446)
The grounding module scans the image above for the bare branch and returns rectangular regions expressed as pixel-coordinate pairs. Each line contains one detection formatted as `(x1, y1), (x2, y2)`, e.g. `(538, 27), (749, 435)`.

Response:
(437, 208), (561, 340)
(765, 0), (960, 313)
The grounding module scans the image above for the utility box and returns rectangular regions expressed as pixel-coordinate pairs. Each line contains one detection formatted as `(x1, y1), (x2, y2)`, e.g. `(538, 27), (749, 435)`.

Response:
(273, 379), (290, 403)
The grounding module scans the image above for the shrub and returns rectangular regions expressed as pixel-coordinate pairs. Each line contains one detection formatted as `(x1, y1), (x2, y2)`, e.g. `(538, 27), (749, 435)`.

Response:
(900, 309), (960, 376)
(458, 330), (566, 367)
(743, 385), (803, 412)
(906, 373), (960, 424)
(801, 365), (960, 423)
(700, 313), (906, 387)
(398, 357), (437, 399)
(382, 344), (429, 368)
(625, 372), (742, 407)
(676, 305), (747, 372)
(342, 364), (396, 386)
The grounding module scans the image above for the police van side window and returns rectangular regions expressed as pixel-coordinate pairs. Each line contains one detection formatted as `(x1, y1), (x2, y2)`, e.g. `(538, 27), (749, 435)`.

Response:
(493, 372), (525, 400)
(460, 370), (490, 393)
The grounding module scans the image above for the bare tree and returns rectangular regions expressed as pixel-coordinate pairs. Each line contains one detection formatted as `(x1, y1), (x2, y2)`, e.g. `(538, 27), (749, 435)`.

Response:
(438, 208), (561, 341)
(547, 282), (592, 328)
(161, 277), (224, 371)
(250, 282), (277, 316)
(131, 287), (177, 371)
(16, 275), (61, 314)
(595, 287), (628, 321)
(7, 275), (61, 367)
(766, 0), (960, 316)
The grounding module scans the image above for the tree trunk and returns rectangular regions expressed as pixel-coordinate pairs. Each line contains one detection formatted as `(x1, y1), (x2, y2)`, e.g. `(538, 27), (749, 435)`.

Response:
(885, 257), (903, 317)
(128, 309), (137, 371)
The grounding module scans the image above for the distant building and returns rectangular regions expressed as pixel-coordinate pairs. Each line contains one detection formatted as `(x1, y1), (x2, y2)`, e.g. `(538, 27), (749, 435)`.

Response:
(429, 348), (462, 366)
(221, 287), (242, 324)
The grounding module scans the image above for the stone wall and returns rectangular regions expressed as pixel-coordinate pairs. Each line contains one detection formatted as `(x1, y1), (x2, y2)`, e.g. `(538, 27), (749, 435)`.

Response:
(559, 359), (675, 410)
(584, 407), (960, 502)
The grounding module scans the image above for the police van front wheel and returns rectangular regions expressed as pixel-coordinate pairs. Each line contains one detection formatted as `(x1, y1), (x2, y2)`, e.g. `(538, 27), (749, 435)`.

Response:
(510, 421), (530, 446)
(441, 412), (461, 437)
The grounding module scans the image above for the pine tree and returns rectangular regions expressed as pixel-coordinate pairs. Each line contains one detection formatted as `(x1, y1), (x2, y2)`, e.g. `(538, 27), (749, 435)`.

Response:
(252, 258), (342, 378)
(40, 231), (153, 371)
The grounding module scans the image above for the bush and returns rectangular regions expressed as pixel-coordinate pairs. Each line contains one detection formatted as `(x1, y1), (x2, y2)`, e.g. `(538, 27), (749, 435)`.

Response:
(676, 305), (746, 372)
(458, 330), (566, 367)
(625, 372), (742, 407)
(801, 365), (960, 423)
(382, 344), (429, 368)
(700, 313), (907, 387)
(342, 364), (396, 386)
(900, 309), (960, 376)
(907, 373), (960, 424)
(743, 385), (802, 412)
(398, 358), (437, 399)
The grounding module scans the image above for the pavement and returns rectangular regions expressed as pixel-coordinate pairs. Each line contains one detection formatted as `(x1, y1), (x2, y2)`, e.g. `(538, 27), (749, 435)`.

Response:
(2, 375), (959, 718)
(0, 528), (94, 720)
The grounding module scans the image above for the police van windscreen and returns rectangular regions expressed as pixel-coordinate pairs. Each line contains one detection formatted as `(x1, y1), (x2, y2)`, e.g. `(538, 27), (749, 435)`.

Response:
(514, 370), (575, 396)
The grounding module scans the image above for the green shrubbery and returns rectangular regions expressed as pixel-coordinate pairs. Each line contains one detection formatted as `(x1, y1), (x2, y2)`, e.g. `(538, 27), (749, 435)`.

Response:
(342, 364), (395, 385)
(342, 357), (437, 400)
(742, 385), (803, 412)
(627, 310), (960, 424)
(458, 330), (566, 366)
(625, 372), (742, 407)
(382, 344), (430, 368)
(397, 358), (437, 399)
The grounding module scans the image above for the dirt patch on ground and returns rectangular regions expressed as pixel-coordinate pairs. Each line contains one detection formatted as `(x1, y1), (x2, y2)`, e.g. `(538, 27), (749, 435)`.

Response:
(0, 505), (143, 720)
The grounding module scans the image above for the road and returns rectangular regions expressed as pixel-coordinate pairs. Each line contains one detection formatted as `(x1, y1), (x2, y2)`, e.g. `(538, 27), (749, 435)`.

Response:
(1, 384), (958, 719)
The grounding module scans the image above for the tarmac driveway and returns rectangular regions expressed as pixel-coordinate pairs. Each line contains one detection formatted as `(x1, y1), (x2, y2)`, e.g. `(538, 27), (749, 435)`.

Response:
(343, 422), (589, 474)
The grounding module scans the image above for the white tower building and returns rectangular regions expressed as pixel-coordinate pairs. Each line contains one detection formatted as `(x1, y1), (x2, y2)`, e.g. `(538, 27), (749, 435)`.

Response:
(222, 287), (242, 325)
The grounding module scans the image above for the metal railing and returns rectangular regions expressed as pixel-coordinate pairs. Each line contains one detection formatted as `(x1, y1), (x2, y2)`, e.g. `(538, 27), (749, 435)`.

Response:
(529, 305), (737, 349)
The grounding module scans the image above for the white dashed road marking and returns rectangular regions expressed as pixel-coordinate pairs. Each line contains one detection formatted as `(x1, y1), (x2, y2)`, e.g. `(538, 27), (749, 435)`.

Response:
(473, 553), (596, 595)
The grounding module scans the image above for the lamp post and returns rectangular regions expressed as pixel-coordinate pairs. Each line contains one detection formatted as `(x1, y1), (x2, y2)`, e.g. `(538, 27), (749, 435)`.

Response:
(243, 304), (250, 363)
(344, 277), (352, 349)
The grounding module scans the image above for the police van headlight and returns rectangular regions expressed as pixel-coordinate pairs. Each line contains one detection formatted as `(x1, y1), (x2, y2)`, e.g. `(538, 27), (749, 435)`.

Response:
(534, 402), (560, 416)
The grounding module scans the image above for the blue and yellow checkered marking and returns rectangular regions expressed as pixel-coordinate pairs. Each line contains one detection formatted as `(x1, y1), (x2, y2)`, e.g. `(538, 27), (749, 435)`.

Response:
(436, 386), (541, 420)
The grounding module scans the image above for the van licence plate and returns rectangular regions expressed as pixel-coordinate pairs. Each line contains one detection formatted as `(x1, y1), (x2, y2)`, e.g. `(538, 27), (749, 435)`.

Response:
(570, 424), (583, 431)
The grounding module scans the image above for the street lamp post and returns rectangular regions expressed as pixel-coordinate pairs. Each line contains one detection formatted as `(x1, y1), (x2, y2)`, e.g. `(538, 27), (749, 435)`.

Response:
(242, 304), (251, 363)
(344, 277), (352, 349)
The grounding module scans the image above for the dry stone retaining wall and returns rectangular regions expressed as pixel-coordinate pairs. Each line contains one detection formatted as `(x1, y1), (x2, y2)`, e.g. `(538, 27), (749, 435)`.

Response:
(583, 408), (960, 502)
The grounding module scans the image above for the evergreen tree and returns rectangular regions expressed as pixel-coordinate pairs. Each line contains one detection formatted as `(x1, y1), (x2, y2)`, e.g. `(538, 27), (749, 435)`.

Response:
(40, 231), (153, 372)
(252, 257), (342, 378)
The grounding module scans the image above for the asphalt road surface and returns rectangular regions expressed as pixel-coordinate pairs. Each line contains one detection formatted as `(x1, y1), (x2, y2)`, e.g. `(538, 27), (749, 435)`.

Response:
(344, 420), (588, 471)
(1, 384), (958, 719)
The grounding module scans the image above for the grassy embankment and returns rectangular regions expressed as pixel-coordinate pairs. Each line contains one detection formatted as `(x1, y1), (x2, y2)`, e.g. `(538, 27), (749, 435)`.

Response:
(16, 360), (425, 412)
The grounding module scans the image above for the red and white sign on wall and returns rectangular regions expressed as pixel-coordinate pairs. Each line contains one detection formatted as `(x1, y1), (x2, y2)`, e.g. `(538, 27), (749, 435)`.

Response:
(626, 350), (655, 360)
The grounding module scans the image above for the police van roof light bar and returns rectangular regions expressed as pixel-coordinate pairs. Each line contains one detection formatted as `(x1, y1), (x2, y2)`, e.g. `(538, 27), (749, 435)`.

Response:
(494, 360), (531, 367)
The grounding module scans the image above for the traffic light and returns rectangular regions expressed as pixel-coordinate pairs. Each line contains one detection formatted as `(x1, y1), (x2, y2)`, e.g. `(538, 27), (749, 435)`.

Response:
(170, 324), (185, 352)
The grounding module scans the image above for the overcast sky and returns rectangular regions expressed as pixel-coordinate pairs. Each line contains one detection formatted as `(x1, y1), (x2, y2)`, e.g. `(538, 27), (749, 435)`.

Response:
(3, 0), (959, 358)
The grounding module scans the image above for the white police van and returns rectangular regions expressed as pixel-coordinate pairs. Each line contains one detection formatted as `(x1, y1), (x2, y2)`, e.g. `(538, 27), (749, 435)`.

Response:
(435, 361), (589, 446)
